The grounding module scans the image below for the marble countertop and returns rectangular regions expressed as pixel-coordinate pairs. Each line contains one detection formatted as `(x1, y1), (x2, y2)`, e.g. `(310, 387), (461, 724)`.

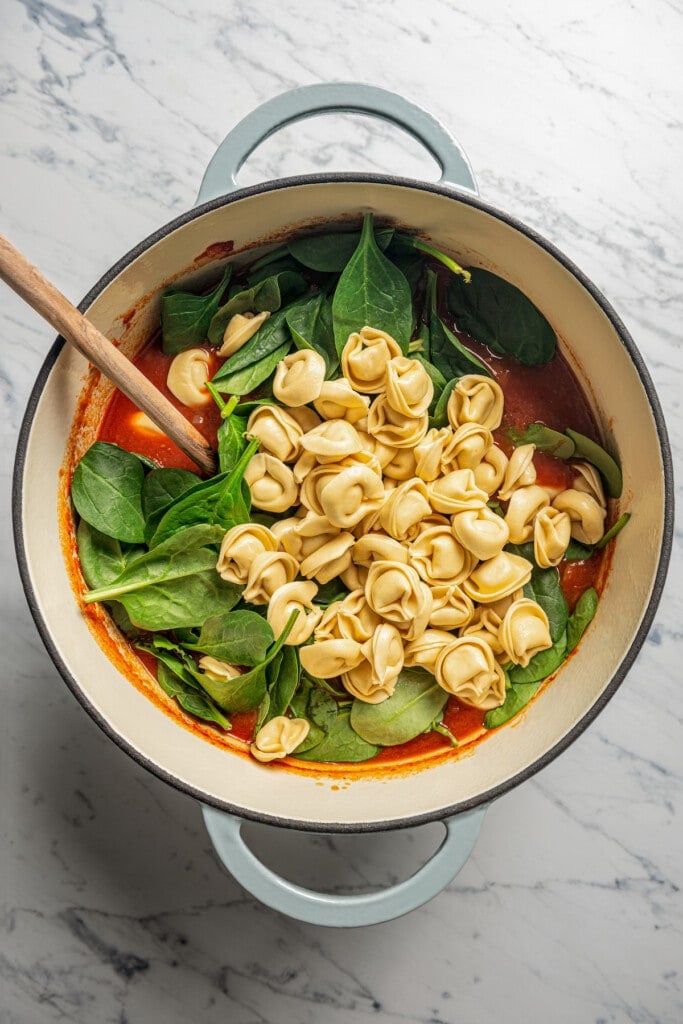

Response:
(2, 1), (681, 1021)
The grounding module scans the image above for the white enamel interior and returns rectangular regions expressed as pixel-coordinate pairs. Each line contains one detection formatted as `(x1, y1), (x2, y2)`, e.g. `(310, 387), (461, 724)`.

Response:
(18, 179), (667, 829)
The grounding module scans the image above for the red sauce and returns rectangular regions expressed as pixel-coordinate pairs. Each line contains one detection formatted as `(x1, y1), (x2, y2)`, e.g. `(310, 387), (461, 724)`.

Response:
(90, 286), (608, 774)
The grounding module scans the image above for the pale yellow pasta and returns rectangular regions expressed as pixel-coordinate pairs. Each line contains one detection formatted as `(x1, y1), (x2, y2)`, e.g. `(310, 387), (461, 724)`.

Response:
(428, 584), (475, 630)
(410, 523), (477, 586)
(300, 419), (362, 463)
(403, 629), (456, 672)
(199, 656), (241, 682)
(378, 478), (431, 540)
(287, 405), (322, 432)
(250, 716), (310, 762)
(277, 511), (335, 560)
(434, 636), (506, 709)
(498, 444), (537, 501)
(449, 422), (493, 471)
(300, 637), (364, 678)
(299, 531), (355, 584)
(460, 606), (506, 660)
(216, 522), (278, 584)
(340, 562), (369, 592)
(356, 429), (396, 469)
(366, 394), (429, 448)
(353, 533), (409, 568)
(447, 374), (504, 432)
(451, 507), (510, 561)
(341, 326), (402, 393)
(552, 488), (606, 545)
(318, 464), (385, 529)
(243, 550), (299, 604)
(499, 598), (553, 667)
(273, 349), (327, 406)
(244, 453), (298, 513)
(266, 580), (322, 645)
(462, 551), (533, 604)
(292, 449), (317, 484)
(166, 348), (211, 406)
(364, 561), (433, 640)
(504, 484), (550, 544)
(381, 445), (418, 481)
(247, 404), (303, 463)
(473, 444), (508, 496)
(414, 427), (453, 482)
(341, 660), (395, 704)
(317, 589), (379, 643)
(428, 468), (488, 514)
(314, 379), (369, 423)
(534, 506), (572, 568)
(218, 310), (270, 358)
(361, 623), (404, 693)
(385, 356), (434, 417)
(572, 461), (607, 509)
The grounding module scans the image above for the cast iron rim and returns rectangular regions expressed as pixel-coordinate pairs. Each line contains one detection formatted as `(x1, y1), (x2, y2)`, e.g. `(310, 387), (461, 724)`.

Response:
(12, 172), (675, 834)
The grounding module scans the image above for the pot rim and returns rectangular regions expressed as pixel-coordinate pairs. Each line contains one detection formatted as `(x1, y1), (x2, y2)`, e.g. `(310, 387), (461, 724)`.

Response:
(12, 171), (675, 833)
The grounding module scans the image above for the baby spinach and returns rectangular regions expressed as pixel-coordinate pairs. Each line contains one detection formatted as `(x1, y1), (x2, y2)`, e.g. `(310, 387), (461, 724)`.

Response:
(157, 660), (231, 730)
(393, 233), (471, 282)
(484, 677), (538, 729)
(566, 587), (599, 653)
(161, 265), (232, 354)
(247, 256), (303, 285)
(207, 270), (306, 347)
(565, 428), (623, 499)
(294, 707), (380, 763)
(332, 213), (413, 355)
(350, 667), (449, 747)
(425, 270), (490, 381)
(596, 512), (630, 548)
(83, 523), (241, 631)
(429, 377), (458, 429)
(312, 579), (350, 607)
(506, 542), (568, 642)
(206, 389), (249, 474)
(141, 468), (201, 521)
(564, 538), (595, 561)
(71, 441), (147, 544)
(76, 521), (145, 590)
(286, 291), (338, 374)
(146, 437), (258, 547)
(264, 645), (301, 722)
(288, 226), (394, 272)
(198, 610), (299, 712)
(212, 339), (291, 396)
(508, 423), (576, 459)
(507, 630), (568, 685)
(184, 611), (274, 667)
(448, 268), (556, 365)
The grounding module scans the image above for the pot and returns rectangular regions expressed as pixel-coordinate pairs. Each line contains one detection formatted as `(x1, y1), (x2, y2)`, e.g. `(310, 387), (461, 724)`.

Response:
(13, 83), (674, 927)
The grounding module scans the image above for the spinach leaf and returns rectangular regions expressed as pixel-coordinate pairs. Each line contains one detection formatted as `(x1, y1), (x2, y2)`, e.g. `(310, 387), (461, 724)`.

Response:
(217, 410), (248, 473)
(184, 611), (274, 667)
(141, 468), (201, 521)
(564, 538), (595, 561)
(294, 707), (380, 763)
(523, 565), (568, 643)
(392, 233), (471, 282)
(508, 423), (576, 459)
(157, 660), (231, 730)
(426, 270), (490, 381)
(161, 266), (232, 354)
(247, 256), (303, 285)
(76, 520), (145, 589)
(313, 579), (350, 607)
(484, 678), (539, 729)
(207, 270), (306, 347)
(71, 441), (147, 544)
(198, 610), (299, 712)
(429, 377), (458, 429)
(212, 339), (291, 396)
(307, 687), (339, 732)
(350, 666), (448, 746)
(332, 213), (413, 356)
(288, 226), (394, 272)
(265, 645), (301, 722)
(565, 428), (623, 499)
(596, 512), (630, 549)
(83, 524), (241, 631)
(507, 629), (568, 685)
(448, 268), (556, 365)
(286, 291), (338, 374)
(147, 438), (258, 547)
(566, 587), (599, 653)
(414, 353), (448, 408)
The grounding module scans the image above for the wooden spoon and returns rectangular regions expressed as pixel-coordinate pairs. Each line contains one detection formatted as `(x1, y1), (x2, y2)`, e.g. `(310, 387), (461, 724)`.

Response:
(0, 233), (218, 475)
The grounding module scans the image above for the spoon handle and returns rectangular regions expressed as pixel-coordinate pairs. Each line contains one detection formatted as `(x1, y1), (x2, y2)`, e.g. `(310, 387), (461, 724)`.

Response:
(0, 233), (217, 476)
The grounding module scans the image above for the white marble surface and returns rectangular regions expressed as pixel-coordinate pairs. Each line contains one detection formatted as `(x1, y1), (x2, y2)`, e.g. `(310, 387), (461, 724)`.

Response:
(2, 0), (681, 1021)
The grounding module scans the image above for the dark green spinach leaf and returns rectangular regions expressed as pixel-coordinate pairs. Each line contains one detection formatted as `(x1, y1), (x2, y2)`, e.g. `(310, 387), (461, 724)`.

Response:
(207, 270), (306, 347)
(426, 270), (490, 381)
(294, 707), (380, 763)
(157, 660), (231, 729)
(350, 666), (448, 746)
(185, 611), (274, 667)
(566, 587), (599, 653)
(71, 441), (147, 544)
(161, 266), (232, 354)
(141, 468), (201, 521)
(76, 521), (145, 589)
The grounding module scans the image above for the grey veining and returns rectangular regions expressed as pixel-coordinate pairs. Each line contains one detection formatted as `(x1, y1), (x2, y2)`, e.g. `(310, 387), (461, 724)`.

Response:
(2, 0), (682, 1021)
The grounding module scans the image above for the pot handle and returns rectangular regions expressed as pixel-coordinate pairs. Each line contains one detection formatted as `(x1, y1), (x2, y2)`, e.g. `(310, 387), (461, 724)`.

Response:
(196, 82), (476, 204)
(201, 803), (487, 928)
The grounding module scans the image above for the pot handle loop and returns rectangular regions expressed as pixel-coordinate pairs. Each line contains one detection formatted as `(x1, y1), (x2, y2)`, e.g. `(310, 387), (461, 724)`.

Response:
(196, 82), (476, 204)
(202, 804), (487, 928)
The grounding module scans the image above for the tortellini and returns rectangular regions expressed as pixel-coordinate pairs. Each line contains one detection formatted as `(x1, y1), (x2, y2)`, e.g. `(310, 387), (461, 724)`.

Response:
(434, 637), (507, 709)
(266, 580), (322, 645)
(250, 716), (310, 763)
(273, 349), (327, 407)
(216, 523), (278, 584)
(366, 394), (429, 449)
(314, 379), (369, 423)
(410, 523), (476, 587)
(429, 468), (488, 514)
(378, 478), (431, 540)
(341, 326), (402, 393)
(448, 374), (504, 432)
(552, 488), (606, 545)
(243, 550), (299, 604)
(498, 444), (537, 501)
(247, 404), (303, 463)
(219, 310), (270, 358)
(300, 637), (364, 678)
(244, 453), (298, 513)
(451, 507), (510, 561)
(365, 561), (433, 640)
(385, 357), (434, 417)
(462, 551), (533, 604)
(166, 348), (211, 407)
(504, 485), (550, 544)
(404, 629), (455, 672)
(498, 598), (553, 667)
(534, 506), (572, 568)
